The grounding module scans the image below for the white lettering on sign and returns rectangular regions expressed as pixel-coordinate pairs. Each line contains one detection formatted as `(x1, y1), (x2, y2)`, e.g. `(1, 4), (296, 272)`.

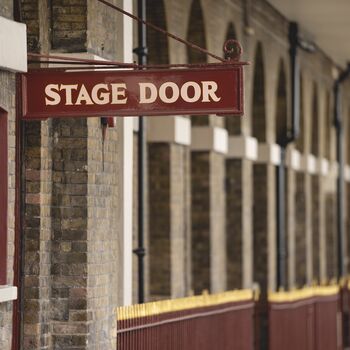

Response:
(44, 81), (221, 106)
(139, 83), (157, 104)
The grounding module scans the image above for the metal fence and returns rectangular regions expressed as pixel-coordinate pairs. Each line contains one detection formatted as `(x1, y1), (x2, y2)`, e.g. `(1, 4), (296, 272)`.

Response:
(269, 285), (342, 350)
(117, 290), (256, 350)
(117, 284), (347, 350)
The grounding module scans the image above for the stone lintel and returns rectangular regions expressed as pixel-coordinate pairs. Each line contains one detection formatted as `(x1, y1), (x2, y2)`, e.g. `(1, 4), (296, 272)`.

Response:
(227, 135), (258, 160)
(147, 116), (191, 146)
(0, 286), (17, 303)
(191, 126), (228, 154)
(318, 158), (329, 176)
(301, 154), (317, 175)
(0, 16), (27, 72)
(256, 143), (281, 165)
(286, 148), (301, 170)
(345, 165), (350, 182)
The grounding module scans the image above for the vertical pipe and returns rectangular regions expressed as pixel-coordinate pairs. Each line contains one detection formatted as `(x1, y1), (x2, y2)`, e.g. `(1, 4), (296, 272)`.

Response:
(135, 0), (147, 304)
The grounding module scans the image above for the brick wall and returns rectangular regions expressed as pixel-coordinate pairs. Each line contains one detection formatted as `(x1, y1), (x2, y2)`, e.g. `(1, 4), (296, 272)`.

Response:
(326, 192), (337, 280)
(50, 118), (89, 349)
(295, 172), (307, 286)
(312, 175), (320, 282)
(0, 0), (13, 19)
(22, 120), (51, 349)
(148, 143), (171, 297)
(191, 151), (210, 293)
(226, 159), (243, 289)
(51, 0), (87, 52)
(253, 164), (268, 293)
(87, 118), (118, 348)
(170, 144), (191, 297)
(0, 70), (16, 350)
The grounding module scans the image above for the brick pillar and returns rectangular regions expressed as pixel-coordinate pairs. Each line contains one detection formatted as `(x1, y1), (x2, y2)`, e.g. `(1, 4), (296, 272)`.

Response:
(305, 172), (313, 284)
(312, 175), (321, 282)
(286, 166), (296, 288)
(87, 118), (119, 348)
(50, 117), (119, 349)
(191, 123), (227, 294)
(253, 150), (277, 350)
(50, 118), (89, 349)
(326, 190), (337, 280)
(226, 136), (256, 289)
(295, 171), (307, 286)
(22, 120), (52, 350)
(347, 182), (350, 273)
(226, 159), (244, 289)
(148, 133), (191, 298)
(253, 145), (278, 293)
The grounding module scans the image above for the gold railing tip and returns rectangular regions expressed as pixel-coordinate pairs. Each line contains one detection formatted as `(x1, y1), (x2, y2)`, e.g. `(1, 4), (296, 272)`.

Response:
(330, 277), (337, 286)
(320, 278), (328, 286)
(116, 288), (255, 320)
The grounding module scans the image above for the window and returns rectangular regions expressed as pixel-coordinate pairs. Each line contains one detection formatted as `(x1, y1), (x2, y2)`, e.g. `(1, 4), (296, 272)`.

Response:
(0, 107), (8, 285)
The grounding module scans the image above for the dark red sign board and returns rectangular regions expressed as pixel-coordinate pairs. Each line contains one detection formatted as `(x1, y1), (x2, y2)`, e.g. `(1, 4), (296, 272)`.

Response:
(20, 66), (243, 119)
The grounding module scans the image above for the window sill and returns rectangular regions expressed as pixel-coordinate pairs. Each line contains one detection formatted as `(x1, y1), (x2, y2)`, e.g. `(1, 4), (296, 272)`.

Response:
(0, 285), (17, 303)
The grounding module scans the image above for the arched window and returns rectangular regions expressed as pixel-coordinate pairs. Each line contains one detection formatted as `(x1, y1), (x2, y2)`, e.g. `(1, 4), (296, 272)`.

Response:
(224, 22), (240, 135)
(311, 83), (319, 156)
(187, 0), (208, 126)
(252, 42), (266, 142)
(275, 60), (288, 145)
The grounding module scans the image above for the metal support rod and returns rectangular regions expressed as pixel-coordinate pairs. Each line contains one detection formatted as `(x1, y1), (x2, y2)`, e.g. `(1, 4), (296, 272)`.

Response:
(134, 0), (147, 304)
(334, 65), (350, 279)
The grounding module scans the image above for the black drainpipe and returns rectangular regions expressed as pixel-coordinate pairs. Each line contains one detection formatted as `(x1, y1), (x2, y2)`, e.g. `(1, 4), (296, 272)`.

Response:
(277, 22), (315, 290)
(133, 0), (147, 304)
(334, 64), (350, 279)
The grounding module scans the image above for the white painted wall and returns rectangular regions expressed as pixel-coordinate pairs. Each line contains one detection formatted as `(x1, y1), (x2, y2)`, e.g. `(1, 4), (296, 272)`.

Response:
(0, 16), (27, 72)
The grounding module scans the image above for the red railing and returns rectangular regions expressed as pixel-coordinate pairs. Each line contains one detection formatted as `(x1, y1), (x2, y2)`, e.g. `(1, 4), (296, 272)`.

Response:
(117, 290), (256, 350)
(269, 286), (342, 350)
(117, 285), (347, 350)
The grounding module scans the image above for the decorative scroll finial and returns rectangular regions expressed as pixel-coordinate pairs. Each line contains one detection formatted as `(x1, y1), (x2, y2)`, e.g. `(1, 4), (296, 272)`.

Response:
(224, 39), (242, 61)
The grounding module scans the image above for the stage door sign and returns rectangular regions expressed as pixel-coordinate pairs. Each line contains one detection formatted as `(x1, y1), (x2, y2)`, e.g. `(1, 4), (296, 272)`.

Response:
(20, 66), (244, 119)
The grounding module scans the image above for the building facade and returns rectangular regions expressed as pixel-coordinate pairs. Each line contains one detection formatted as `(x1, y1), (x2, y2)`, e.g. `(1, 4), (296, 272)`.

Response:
(0, 0), (350, 349)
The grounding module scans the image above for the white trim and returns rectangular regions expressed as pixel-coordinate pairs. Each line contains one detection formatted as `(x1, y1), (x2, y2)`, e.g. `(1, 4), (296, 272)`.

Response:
(117, 117), (133, 307)
(48, 52), (108, 68)
(330, 161), (339, 178)
(119, 0), (133, 307)
(256, 143), (281, 165)
(301, 154), (317, 174)
(345, 165), (350, 182)
(318, 158), (329, 176)
(147, 116), (191, 146)
(191, 126), (228, 154)
(0, 16), (27, 72)
(286, 148), (301, 170)
(133, 118), (139, 132)
(227, 135), (258, 160)
(0, 286), (17, 303)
